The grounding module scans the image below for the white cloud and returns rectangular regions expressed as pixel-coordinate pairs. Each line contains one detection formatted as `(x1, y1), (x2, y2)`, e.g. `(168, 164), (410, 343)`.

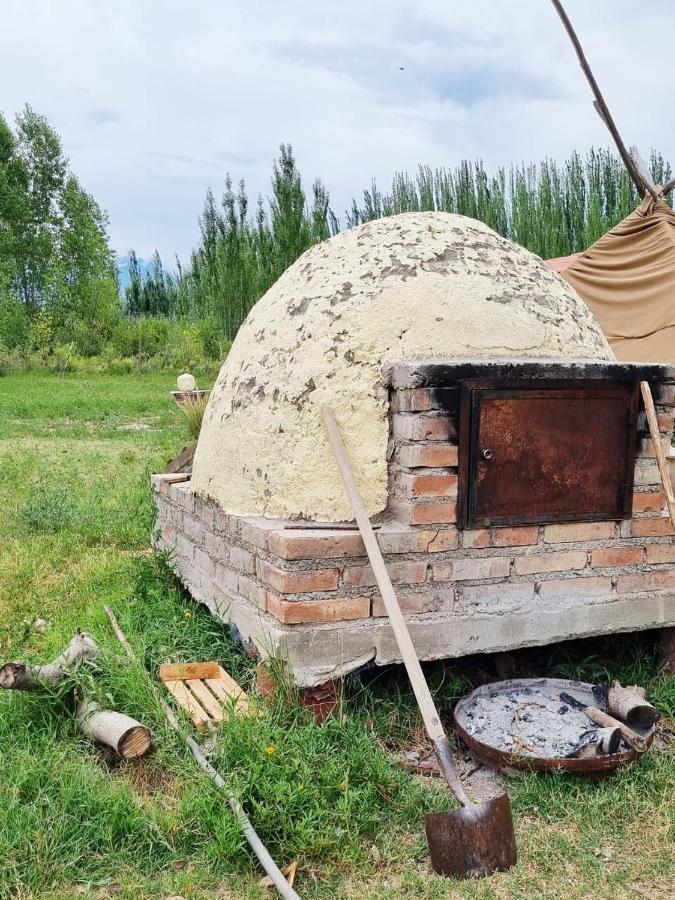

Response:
(2, 0), (673, 261)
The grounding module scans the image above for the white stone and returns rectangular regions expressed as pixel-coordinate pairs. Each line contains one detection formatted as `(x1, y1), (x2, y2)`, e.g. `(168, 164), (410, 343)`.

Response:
(192, 212), (613, 520)
(177, 372), (196, 392)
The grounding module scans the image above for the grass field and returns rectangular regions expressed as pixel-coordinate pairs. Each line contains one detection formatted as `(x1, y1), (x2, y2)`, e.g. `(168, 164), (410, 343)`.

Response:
(0, 373), (673, 900)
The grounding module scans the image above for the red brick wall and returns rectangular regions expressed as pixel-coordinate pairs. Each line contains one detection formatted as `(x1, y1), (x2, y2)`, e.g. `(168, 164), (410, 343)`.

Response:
(152, 366), (674, 631)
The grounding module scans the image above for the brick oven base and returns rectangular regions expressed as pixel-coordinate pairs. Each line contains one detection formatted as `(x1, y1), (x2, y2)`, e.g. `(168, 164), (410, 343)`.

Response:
(153, 359), (675, 687)
(152, 476), (675, 687)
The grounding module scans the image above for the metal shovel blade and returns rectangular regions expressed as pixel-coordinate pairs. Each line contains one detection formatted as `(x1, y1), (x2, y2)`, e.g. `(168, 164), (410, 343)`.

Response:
(425, 792), (517, 879)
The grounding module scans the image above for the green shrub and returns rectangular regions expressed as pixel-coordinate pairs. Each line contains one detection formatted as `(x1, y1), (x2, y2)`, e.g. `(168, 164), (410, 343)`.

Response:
(0, 344), (19, 376)
(48, 343), (86, 374)
(66, 318), (108, 356)
(0, 297), (30, 349)
(197, 316), (225, 358)
(27, 310), (54, 351)
(20, 485), (79, 533)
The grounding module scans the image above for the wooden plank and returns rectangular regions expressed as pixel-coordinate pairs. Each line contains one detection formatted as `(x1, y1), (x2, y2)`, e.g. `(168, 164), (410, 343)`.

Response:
(206, 666), (255, 715)
(186, 679), (224, 722)
(165, 441), (197, 475)
(160, 662), (221, 682)
(162, 679), (210, 730)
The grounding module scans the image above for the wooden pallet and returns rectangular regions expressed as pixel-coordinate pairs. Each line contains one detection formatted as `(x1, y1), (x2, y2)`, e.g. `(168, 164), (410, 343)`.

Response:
(159, 662), (255, 731)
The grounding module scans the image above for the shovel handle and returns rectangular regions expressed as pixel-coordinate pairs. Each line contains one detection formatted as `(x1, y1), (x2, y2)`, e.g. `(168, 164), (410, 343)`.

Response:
(321, 405), (470, 806)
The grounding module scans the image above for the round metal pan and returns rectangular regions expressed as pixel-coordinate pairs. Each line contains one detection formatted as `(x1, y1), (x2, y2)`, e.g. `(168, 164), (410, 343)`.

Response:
(453, 677), (655, 774)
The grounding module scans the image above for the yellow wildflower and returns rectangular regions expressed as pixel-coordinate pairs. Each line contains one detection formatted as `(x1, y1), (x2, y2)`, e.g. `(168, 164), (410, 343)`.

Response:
(265, 745), (276, 755)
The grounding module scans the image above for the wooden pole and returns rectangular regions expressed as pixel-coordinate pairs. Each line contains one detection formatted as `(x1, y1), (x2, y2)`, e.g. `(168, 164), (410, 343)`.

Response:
(103, 606), (300, 900)
(549, 0), (657, 201)
(640, 381), (675, 531)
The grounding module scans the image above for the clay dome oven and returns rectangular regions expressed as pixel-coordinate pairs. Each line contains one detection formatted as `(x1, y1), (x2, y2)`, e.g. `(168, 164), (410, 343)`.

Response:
(192, 212), (612, 521)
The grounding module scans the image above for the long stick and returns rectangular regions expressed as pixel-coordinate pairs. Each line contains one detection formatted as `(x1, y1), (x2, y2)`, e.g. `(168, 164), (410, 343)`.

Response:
(321, 405), (470, 806)
(103, 605), (300, 900)
(640, 381), (675, 530)
(549, 0), (657, 201)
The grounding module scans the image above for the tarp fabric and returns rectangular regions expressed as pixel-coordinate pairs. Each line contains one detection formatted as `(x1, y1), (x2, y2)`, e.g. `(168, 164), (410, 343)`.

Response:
(558, 194), (675, 365)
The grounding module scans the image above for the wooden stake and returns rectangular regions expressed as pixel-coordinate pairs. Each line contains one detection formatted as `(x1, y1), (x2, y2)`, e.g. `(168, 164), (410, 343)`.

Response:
(103, 606), (300, 900)
(640, 381), (675, 531)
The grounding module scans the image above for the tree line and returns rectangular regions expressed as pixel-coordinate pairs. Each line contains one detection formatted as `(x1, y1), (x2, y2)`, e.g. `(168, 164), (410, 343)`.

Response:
(123, 148), (672, 341)
(0, 105), (672, 361)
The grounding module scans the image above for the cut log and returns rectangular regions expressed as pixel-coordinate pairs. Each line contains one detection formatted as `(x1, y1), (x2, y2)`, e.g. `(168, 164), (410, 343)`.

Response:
(608, 682), (659, 729)
(581, 707), (647, 753)
(76, 700), (152, 759)
(0, 632), (100, 691)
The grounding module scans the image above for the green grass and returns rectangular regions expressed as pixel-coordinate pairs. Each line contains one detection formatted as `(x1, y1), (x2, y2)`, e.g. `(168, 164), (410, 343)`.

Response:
(0, 373), (673, 899)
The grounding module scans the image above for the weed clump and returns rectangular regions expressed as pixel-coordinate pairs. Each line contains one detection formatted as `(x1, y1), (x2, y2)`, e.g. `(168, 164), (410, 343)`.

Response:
(177, 394), (208, 439)
(20, 485), (79, 533)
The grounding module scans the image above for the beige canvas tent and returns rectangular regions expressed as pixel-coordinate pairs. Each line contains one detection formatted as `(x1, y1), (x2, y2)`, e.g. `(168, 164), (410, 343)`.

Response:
(547, 194), (675, 366)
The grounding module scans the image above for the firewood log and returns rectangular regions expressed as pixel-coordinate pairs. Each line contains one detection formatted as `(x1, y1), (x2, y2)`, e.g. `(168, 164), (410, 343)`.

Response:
(76, 700), (152, 759)
(608, 682), (659, 729)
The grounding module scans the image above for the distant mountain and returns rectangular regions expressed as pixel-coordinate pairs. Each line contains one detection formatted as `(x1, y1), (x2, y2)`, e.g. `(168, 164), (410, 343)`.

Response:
(116, 255), (153, 292)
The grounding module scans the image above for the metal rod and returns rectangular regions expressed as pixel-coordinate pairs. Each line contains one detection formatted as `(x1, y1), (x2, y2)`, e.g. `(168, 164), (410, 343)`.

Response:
(103, 605), (301, 900)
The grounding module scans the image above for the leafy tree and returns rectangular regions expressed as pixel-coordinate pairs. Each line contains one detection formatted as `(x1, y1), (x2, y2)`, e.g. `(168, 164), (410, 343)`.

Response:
(12, 105), (67, 313)
(55, 175), (118, 330)
(124, 250), (143, 316)
(0, 104), (119, 352)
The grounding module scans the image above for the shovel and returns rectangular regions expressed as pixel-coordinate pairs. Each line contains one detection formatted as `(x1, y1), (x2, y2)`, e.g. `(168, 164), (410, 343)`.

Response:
(322, 406), (517, 879)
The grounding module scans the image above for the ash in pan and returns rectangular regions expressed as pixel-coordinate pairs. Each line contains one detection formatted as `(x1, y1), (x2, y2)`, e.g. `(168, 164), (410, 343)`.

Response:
(461, 688), (594, 758)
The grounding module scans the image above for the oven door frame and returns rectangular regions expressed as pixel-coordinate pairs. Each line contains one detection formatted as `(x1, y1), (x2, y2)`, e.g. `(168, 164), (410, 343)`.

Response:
(457, 378), (640, 529)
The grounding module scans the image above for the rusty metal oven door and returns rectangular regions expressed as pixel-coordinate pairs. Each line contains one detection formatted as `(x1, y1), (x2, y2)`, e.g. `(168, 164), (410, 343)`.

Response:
(459, 382), (639, 528)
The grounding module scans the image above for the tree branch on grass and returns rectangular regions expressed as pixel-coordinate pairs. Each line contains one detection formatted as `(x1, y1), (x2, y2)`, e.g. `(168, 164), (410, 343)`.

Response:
(0, 631), (100, 690)
(0, 631), (152, 759)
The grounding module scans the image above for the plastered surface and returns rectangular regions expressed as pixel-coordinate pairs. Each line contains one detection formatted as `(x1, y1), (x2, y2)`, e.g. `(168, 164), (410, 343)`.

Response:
(192, 212), (612, 520)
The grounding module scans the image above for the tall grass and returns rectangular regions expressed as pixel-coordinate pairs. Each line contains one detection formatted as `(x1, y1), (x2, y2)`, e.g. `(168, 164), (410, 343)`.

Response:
(177, 394), (208, 440)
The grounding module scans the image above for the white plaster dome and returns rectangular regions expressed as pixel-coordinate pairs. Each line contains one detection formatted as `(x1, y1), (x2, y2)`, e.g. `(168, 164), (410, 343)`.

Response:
(192, 212), (613, 520)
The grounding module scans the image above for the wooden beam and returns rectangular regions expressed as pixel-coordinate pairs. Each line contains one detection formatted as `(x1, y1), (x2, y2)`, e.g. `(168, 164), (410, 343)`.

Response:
(164, 441), (197, 475)
(661, 177), (675, 198)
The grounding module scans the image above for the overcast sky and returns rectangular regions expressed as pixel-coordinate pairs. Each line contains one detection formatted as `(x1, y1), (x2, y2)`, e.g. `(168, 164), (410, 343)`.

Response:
(2, 1), (673, 263)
